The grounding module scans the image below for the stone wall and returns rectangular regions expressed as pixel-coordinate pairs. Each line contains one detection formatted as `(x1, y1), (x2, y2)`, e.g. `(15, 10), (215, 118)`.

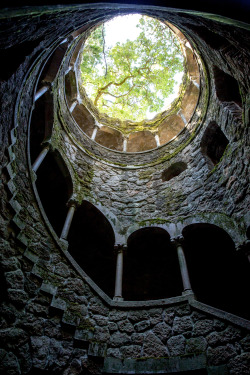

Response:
(0, 4), (249, 375)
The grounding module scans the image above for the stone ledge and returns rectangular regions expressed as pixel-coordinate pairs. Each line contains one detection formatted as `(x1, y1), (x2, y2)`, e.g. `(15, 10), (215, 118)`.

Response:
(103, 353), (207, 373)
(190, 300), (250, 330)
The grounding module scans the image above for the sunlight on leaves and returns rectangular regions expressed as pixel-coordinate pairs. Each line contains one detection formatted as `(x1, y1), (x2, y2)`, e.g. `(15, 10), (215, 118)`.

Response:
(81, 15), (184, 122)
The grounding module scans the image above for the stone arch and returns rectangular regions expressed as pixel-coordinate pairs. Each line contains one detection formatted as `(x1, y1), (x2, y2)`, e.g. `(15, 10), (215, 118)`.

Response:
(65, 70), (77, 106)
(123, 227), (182, 300)
(200, 121), (229, 169)
(162, 161), (187, 182)
(67, 200), (116, 298)
(29, 90), (54, 164)
(158, 114), (185, 145)
(126, 213), (244, 246)
(72, 103), (95, 137)
(127, 131), (157, 152)
(182, 223), (250, 319)
(95, 126), (124, 151)
(35, 149), (73, 237)
(41, 39), (70, 84)
(185, 24), (229, 50)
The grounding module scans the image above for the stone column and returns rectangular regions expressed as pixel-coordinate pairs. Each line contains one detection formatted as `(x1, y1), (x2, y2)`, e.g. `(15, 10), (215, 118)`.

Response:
(155, 134), (160, 147)
(32, 145), (50, 172)
(69, 100), (78, 113)
(123, 137), (128, 152)
(113, 244), (126, 301)
(65, 65), (73, 75)
(91, 126), (99, 141)
(35, 85), (49, 101)
(172, 236), (193, 294)
(177, 109), (187, 125)
(60, 202), (77, 240)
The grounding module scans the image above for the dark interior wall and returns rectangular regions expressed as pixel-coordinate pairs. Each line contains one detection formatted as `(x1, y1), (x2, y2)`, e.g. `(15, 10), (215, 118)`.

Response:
(0, 3), (249, 375)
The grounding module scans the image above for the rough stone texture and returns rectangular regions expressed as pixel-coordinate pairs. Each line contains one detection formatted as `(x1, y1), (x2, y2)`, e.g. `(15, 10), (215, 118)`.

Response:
(143, 332), (169, 357)
(0, 3), (249, 375)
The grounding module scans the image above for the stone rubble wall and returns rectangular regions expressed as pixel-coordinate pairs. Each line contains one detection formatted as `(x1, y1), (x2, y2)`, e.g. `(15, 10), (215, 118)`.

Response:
(0, 4), (249, 375)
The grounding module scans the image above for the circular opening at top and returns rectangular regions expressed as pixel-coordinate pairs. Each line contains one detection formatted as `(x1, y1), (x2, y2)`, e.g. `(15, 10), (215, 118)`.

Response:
(80, 14), (185, 122)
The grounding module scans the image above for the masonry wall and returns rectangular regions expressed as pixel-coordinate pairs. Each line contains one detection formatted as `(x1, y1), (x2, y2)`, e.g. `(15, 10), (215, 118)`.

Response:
(0, 4), (249, 375)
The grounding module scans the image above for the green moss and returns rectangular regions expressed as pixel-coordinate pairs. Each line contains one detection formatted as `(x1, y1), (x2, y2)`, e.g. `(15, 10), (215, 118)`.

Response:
(138, 170), (153, 180)
(78, 318), (95, 331)
(138, 218), (171, 227)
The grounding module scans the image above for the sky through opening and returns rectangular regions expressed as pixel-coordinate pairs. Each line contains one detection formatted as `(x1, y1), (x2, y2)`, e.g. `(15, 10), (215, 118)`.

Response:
(81, 14), (185, 122)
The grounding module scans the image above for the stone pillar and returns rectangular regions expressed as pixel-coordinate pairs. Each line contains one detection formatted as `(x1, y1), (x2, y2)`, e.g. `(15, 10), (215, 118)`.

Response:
(70, 100), (78, 113)
(35, 85), (49, 101)
(172, 236), (193, 294)
(155, 134), (160, 147)
(32, 145), (50, 172)
(60, 202), (77, 240)
(123, 137), (128, 152)
(91, 126), (98, 141)
(65, 65), (73, 75)
(113, 244), (126, 301)
(192, 79), (200, 88)
(177, 109), (187, 125)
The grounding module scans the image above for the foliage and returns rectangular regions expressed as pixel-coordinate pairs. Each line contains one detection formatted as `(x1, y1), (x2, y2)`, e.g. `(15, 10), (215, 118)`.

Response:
(81, 16), (184, 121)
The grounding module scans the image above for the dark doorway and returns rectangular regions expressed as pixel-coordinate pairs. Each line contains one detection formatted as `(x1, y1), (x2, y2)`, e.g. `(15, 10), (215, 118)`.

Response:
(123, 227), (183, 301)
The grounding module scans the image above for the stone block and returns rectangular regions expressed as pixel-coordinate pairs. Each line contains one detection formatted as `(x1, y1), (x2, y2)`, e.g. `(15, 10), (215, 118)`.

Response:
(107, 347), (123, 359)
(153, 322), (172, 343)
(8, 289), (28, 307)
(228, 352), (250, 375)
(118, 320), (134, 333)
(167, 334), (186, 356)
(143, 332), (169, 357)
(30, 336), (51, 370)
(108, 322), (118, 332)
(5, 269), (24, 289)
(134, 320), (150, 332)
(88, 341), (107, 357)
(207, 344), (237, 366)
(128, 310), (149, 322)
(173, 316), (193, 334)
(186, 336), (207, 354)
(193, 319), (214, 336)
(120, 345), (142, 358)
(109, 332), (131, 347)
(93, 326), (110, 343)
(0, 350), (21, 374)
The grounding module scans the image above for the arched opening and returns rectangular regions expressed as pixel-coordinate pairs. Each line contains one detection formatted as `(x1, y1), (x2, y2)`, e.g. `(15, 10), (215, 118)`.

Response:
(185, 24), (229, 50)
(95, 126), (123, 151)
(67, 201), (116, 298)
(162, 161), (187, 182)
(123, 227), (182, 301)
(183, 223), (250, 319)
(200, 121), (229, 169)
(127, 131), (157, 152)
(65, 70), (78, 106)
(36, 151), (73, 237)
(72, 103), (95, 137)
(41, 40), (70, 84)
(29, 91), (54, 163)
(158, 114), (185, 145)
(213, 66), (242, 117)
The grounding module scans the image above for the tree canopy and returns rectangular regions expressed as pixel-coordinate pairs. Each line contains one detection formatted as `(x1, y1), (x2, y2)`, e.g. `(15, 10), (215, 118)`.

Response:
(80, 16), (184, 122)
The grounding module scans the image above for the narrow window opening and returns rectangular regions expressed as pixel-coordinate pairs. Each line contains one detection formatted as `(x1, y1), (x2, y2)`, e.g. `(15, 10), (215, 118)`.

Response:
(162, 161), (187, 182)
(213, 66), (242, 117)
(67, 201), (116, 298)
(200, 121), (229, 169)
(36, 151), (73, 236)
